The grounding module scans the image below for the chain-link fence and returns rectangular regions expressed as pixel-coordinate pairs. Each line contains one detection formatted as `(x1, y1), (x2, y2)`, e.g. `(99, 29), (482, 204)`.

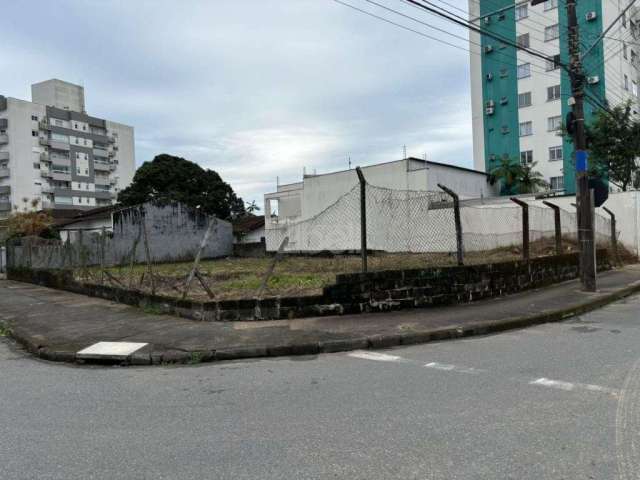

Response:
(266, 174), (620, 267)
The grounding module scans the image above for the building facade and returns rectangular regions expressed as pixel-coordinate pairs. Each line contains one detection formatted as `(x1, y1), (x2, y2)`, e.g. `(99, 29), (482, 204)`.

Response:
(0, 79), (135, 218)
(264, 157), (498, 229)
(470, 0), (640, 194)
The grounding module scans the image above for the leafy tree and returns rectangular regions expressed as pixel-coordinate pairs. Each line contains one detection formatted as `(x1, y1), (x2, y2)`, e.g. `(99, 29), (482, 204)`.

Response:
(584, 101), (640, 191)
(6, 198), (57, 239)
(245, 200), (261, 214)
(117, 154), (245, 220)
(490, 158), (548, 195)
(489, 157), (524, 195)
(518, 162), (549, 193)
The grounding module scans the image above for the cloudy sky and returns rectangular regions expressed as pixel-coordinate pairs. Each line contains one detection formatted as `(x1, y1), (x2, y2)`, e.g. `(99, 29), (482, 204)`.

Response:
(1, 0), (473, 207)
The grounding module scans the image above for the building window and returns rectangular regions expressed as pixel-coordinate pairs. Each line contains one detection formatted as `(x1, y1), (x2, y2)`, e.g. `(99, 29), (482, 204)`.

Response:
(625, 74), (629, 91)
(549, 146), (563, 162)
(499, 68), (508, 78)
(544, 0), (558, 11)
(633, 80), (639, 97)
(31, 115), (38, 121)
(517, 63), (531, 79)
(623, 12), (627, 28)
(515, 3), (528, 20)
(547, 84), (561, 101)
(33, 163), (40, 169)
(520, 150), (533, 164)
(517, 33), (530, 48)
(624, 43), (628, 59)
(550, 176), (564, 191)
(545, 24), (560, 41)
(518, 91), (532, 108)
(519, 121), (533, 136)
(31, 130), (38, 137)
(545, 54), (561, 71)
(547, 115), (562, 131)
(52, 118), (64, 127)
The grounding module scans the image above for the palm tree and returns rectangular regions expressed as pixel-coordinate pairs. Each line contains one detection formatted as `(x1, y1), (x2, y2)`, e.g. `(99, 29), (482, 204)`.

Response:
(245, 200), (260, 214)
(490, 157), (524, 195)
(518, 162), (549, 193)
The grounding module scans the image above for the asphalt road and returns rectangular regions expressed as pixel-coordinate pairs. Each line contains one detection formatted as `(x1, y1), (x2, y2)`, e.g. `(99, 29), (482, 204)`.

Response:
(3, 295), (640, 479)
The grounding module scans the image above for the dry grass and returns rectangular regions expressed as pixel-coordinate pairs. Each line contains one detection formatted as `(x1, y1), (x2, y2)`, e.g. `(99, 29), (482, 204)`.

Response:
(78, 238), (630, 301)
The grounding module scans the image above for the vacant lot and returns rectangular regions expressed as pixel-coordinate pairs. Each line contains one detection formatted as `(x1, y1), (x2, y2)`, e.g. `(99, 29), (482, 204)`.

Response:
(73, 237), (623, 301)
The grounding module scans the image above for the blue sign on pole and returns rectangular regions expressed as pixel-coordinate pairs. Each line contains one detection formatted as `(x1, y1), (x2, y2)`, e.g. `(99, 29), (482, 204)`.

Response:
(576, 150), (588, 172)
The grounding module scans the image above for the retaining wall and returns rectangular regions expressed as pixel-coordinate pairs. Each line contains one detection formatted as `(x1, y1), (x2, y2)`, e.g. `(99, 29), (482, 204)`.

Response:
(7, 250), (610, 322)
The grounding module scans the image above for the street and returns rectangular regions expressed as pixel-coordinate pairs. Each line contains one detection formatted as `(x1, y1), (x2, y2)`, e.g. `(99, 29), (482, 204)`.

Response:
(3, 295), (640, 479)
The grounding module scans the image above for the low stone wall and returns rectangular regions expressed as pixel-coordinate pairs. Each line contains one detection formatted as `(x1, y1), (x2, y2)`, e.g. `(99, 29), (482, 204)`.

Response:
(233, 241), (267, 258)
(7, 251), (610, 322)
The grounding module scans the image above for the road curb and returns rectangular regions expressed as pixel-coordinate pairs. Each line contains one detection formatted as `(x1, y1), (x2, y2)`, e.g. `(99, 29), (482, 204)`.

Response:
(4, 281), (640, 366)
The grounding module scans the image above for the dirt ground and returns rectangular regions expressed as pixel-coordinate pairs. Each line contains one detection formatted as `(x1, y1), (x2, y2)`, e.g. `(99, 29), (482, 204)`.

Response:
(75, 237), (631, 301)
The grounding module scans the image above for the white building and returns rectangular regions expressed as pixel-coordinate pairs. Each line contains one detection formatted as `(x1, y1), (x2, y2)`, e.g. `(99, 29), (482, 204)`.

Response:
(469, 0), (640, 195)
(264, 157), (498, 249)
(0, 79), (136, 218)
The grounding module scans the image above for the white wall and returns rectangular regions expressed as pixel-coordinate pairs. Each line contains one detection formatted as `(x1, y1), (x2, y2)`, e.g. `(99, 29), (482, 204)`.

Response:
(106, 120), (136, 195)
(3, 98), (47, 213)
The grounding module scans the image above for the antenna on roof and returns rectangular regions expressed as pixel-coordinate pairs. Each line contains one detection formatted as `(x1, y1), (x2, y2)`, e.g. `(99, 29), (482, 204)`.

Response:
(403, 145), (407, 159)
(423, 152), (427, 161)
(348, 156), (351, 169)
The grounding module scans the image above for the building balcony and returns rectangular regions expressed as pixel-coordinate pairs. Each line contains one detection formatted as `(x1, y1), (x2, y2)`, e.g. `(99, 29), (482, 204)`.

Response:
(0, 185), (10, 195)
(94, 190), (115, 200)
(0, 201), (11, 211)
(49, 140), (70, 151)
(0, 167), (9, 178)
(93, 148), (109, 158)
(41, 184), (54, 194)
(51, 171), (71, 181)
(94, 161), (111, 172)
(0, 134), (8, 145)
(40, 200), (55, 210)
(0, 151), (8, 162)
(40, 168), (51, 178)
(39, 119), (50, 131)
(38, 136), (48, 146)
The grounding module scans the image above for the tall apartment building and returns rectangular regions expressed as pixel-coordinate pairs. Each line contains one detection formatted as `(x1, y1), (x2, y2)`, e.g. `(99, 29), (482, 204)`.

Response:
(470, 0), (640, 194)
(0, 79), (135, 218)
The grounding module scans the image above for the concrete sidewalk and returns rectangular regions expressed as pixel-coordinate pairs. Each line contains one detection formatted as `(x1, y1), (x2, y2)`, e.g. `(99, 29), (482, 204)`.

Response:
(2, 265), (640, 365)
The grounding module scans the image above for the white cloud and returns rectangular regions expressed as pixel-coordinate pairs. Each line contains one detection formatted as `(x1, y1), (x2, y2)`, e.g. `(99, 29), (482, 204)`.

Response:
(1, 0), (475, 206)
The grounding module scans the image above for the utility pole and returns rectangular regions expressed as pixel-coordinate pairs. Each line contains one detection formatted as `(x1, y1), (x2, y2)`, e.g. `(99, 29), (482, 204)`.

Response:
(565, 0), (596, 291)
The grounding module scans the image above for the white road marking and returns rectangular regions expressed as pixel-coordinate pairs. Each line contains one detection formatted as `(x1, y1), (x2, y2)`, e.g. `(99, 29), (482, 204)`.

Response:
(348, 351), (404, 362)
(530, 377), (618, 395)
(424, 362), (485, 374)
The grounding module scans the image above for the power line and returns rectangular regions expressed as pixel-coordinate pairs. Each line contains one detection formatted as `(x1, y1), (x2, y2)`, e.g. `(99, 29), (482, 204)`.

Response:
(402, 0), (567, 67)
(332, 0), (565, 81)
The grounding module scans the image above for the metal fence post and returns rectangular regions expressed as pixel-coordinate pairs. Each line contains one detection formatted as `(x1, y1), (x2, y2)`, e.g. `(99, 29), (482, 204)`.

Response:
(510, 198), (529, 262)
(602, 206), (618, 265)
(355, 166), (368, 273)
(437, 183), (463, 265)
(542, 201), (562, 256)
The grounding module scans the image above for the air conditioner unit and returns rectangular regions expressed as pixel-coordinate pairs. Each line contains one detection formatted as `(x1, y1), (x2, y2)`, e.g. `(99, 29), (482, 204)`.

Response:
(486, 100), (495, 108)
(483, 16), (491, 25)
(586, 11), (597, 21)
(587, 75), (600, 84)
(485, 106), (495, 115)
(500, 97), (508, 105)
(484, 45), (494, 53)
(486, 72), (494, 81)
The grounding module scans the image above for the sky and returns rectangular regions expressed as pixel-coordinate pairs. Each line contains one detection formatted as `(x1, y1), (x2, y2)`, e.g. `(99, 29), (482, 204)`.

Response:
(1, 0), (474, 208)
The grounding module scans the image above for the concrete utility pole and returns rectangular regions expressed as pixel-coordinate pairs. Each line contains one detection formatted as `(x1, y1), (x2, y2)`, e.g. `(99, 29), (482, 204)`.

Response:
(566, 0), (597, 291)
